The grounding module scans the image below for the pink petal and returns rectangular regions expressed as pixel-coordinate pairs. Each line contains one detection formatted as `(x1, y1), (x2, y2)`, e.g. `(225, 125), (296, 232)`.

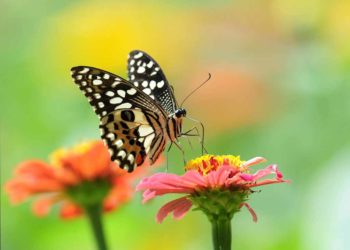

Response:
(219, 166), (238, 184)
(240, 202), (257, 222)
(182, 171), (206, 187)
(240, 164), (281, 182)
(142, 190), (156, 203)
(136, 173), (198, 191)
(249, 178), (289, 187)
(136, 170), (208, 202)
(156, 197), (193, 223)
(241, 157), (266, 168)
(206, 170), (218, 188)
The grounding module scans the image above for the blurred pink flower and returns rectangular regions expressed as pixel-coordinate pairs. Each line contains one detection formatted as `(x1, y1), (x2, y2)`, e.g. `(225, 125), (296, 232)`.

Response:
(137, 155), (287, 223)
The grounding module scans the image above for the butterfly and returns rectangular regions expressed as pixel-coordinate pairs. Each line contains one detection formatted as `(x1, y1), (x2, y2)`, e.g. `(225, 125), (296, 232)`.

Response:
(71, 50), (187, 172)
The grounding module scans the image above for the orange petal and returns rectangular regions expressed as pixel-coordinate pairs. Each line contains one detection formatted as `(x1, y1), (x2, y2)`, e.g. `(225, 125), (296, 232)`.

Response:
(32, 195), (61, 217)
(103, 181), (133, 212)
(59, 141), (111, 181)
(59, 202), (83, 219)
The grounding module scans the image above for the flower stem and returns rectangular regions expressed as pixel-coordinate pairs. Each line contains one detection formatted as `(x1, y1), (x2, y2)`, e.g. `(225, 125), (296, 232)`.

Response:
(210, 217), (232, 250)
(85, 204), (108, 250)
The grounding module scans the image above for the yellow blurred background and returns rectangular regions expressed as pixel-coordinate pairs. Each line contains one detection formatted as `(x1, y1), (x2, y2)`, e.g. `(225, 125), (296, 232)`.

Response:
(1, 0), (350, 249)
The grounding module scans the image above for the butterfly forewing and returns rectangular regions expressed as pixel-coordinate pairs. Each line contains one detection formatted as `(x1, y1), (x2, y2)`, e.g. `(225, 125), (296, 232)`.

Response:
(71, 66), (167, 172)
(127, 50), (178, 114)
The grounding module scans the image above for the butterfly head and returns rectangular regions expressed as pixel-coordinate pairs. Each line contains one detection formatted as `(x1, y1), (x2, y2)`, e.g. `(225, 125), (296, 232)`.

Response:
(175, 108), (187, 118)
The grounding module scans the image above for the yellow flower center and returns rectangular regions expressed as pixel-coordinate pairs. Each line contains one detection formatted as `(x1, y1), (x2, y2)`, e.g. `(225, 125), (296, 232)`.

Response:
(50, 141), (96, 167)
(184, 155), (245, 175)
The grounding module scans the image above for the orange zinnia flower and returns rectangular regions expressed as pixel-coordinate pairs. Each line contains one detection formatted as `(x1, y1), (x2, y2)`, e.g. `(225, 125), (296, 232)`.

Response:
(5, 140), (161, 218)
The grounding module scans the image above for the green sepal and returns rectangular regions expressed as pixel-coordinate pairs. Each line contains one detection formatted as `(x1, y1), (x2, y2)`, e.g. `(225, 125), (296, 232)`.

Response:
(65, 179), (111, 207)
(189, 188), (250, 221)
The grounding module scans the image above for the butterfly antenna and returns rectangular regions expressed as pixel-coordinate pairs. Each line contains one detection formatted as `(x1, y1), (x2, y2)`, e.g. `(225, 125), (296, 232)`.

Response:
(180, 73), (211, 108)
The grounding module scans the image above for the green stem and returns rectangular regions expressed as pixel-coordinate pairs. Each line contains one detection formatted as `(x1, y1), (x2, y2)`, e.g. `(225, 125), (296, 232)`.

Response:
(85, 204), (108, 250)
(210, 217), (232, 250)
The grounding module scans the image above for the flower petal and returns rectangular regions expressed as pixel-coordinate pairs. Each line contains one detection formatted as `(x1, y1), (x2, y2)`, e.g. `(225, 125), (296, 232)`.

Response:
(241, 157), (266, 168)
(60, 202), (82, 219)
(156, 197), (193, 223)
(240, 202), (257, 222)
(136, 171), (202, 202)
(240, 164), (282, 182)
(103, 180), (133, 211)
(5, 161), (64, 203)
(32, 195), (61, 217)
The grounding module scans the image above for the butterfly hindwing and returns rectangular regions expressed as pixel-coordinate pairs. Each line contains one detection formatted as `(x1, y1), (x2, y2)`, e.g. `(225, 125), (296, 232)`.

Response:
(71, 66), (167, 171)
(100, 109), (161, 172)
(127, 50), (178, 114)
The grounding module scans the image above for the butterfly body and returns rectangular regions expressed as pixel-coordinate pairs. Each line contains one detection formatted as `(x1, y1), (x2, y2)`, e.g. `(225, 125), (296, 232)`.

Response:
(71, 50), (186, 172)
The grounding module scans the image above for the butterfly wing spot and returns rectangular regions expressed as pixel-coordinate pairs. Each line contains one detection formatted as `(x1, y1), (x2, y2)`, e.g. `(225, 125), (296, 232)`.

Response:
(79, 67), (89, 74)
(115, 103), (132, 109)
(94, 93), (101, 99)
(127, 88), (137, 95)
(117, 150), (127, 159)
(127, 154), (135, 163)
(112, 82), (120, 87)
(117, 90), (126, 97)
(110, 97), (123, 104)
(137, 66), (146, 73)
(143, 88), (151, 95)
(147, 61), (154, 68)
(115, 139), (123, 148)
(150, 81), (156, 90)
(134, 52), (143, 59)
(93, 79), (103, 85)
(106, 91), (114, 97)
(157, 80), (165, 88)
(106, 132), (115, 140)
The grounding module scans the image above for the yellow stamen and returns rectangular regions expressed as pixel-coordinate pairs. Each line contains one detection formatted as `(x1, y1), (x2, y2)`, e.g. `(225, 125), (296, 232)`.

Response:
(184, 155), (245, 175)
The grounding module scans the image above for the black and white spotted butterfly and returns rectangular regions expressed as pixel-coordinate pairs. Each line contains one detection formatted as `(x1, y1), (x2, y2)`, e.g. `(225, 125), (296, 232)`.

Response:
(71, 50), (188, 172)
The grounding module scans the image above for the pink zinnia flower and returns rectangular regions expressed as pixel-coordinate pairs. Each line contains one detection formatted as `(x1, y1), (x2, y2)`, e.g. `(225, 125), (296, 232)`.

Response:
(136, 155), (287, 223)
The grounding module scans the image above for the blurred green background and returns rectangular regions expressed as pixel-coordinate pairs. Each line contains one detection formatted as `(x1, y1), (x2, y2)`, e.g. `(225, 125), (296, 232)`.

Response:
(1, 0), (350, 249)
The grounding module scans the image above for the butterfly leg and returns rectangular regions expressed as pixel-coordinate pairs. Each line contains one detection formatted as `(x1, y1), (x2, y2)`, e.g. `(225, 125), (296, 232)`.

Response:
(182, 126), (200, 137)
(186, 135), (194, 151)
(181, 127), (197, 152)
(181, 122), (208, 155)
(173, 141), (187, 165)
(185, 116), (207, 155)
(187, 126), (208, 154)
(166, 142), (174, 172)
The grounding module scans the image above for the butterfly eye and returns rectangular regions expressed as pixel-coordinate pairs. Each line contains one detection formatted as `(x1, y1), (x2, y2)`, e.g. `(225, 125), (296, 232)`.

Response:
(175, 109), (186, 118)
